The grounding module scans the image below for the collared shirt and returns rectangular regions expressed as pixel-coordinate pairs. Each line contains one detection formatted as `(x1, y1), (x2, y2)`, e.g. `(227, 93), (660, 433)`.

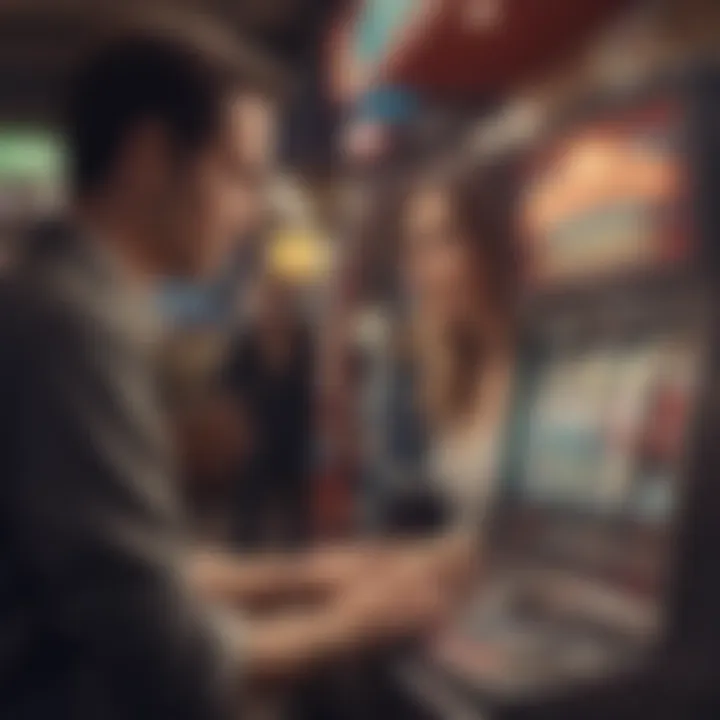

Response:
(0, 220), (244, 719)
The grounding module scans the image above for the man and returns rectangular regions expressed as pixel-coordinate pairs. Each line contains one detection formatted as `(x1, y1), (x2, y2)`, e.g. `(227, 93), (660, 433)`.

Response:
(0, 19), (471, 720)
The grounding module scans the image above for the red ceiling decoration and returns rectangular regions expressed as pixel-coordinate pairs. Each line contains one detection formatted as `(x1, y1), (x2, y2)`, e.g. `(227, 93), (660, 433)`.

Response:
(379, 0), (638, 96)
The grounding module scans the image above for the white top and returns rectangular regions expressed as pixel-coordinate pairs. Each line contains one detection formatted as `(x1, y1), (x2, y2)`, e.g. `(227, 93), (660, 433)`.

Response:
(429, 413), (502, 529)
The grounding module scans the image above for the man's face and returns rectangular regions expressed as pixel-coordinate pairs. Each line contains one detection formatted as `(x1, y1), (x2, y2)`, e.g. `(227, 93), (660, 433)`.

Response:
(168, 93), (276, 278)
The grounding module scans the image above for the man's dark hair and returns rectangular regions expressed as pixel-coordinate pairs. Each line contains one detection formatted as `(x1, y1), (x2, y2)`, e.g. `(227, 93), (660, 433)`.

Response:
(66, 22), (281, 196)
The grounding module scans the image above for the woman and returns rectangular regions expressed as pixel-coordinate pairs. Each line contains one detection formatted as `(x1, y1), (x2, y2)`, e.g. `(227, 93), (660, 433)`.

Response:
(399, 160), (519, 528)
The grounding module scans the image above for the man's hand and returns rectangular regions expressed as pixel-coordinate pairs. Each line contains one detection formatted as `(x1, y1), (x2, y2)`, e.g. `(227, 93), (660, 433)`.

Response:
(219, 534), (483, 686)
(190, 533), (480, 617)
(302, 541), (390, 587)
(426, 531), (480, 597)
(244, 554), (455, 685)
(377, 532), (480, 603)
(189, 550), (323, 611)
(189, 543), (391, 612)
(337, 560), (450, 641)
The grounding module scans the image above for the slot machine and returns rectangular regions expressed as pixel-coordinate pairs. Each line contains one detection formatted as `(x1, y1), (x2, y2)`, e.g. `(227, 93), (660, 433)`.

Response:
(397, 66), (720, 719)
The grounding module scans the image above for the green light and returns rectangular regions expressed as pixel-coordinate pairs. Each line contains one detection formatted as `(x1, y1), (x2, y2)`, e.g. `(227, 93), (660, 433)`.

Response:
(0, 128), (65, 181)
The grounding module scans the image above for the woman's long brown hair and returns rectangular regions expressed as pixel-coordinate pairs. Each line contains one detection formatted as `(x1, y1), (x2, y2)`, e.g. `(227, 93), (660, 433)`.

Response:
(408, 159), (520, 430)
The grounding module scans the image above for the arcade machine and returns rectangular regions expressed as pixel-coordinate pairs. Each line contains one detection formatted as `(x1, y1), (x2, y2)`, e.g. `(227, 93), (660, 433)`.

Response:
(398, 67), (720, 719)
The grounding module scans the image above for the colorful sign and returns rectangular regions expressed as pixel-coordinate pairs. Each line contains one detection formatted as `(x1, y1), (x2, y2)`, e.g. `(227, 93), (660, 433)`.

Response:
(521, 104), (689, 287)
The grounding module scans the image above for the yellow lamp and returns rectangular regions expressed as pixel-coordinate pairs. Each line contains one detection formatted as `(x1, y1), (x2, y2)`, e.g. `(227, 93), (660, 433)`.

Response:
(268, 227), (331, 283)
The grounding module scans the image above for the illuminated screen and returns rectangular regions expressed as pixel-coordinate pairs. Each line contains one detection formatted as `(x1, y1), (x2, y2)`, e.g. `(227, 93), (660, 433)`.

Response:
(497, 100), (704, 599)
(501, 330), (701, 600)
(519, 338), (698, 522)
(520, 103), (690, 287)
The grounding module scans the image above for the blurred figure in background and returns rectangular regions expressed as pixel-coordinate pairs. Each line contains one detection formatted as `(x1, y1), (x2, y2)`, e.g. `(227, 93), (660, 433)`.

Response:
(224, 272), (314, 549)
(399, 161), (519, 529)
(162, 326), (250, 542)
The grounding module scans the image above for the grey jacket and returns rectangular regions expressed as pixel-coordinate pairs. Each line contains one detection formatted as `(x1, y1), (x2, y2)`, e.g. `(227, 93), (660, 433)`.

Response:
(0, 223), (242, 719)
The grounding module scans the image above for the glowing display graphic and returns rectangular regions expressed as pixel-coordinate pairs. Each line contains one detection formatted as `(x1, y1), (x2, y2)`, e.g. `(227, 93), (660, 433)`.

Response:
(521, 104), (689, 286)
